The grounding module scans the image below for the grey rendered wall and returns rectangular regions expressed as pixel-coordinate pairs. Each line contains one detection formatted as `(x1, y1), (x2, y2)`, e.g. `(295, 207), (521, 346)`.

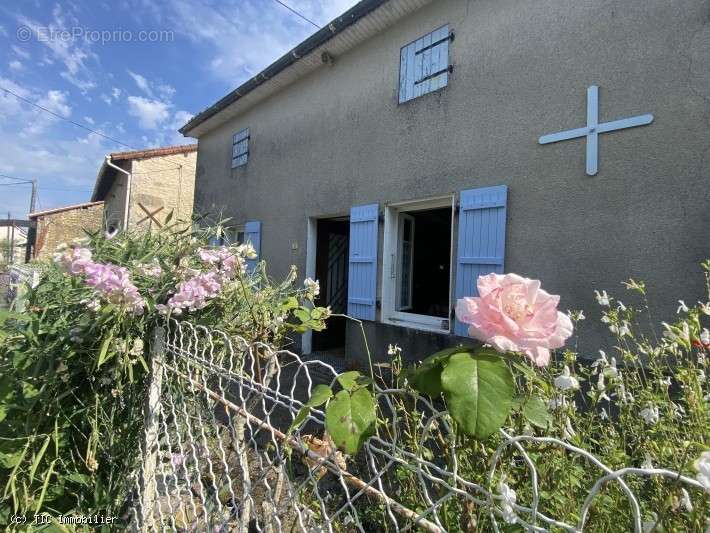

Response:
(193, 0), (710, 363)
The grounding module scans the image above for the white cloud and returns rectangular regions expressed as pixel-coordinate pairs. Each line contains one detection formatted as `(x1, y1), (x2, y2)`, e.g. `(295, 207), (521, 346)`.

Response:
(129, 0), (359, 86)
(11, 45), (31, 60)
(127, 95), (171, 129)
(60, 72), (97, 92)
(100, 87), (122, 105)
(9, 60), (24, 71)
(127, 70), (152, 96)
(84, 116), (95, 125)
(0, 77), (34, 119)
(38, 90), (71, 118)
(170, 110), (193, 131)
(127, 70), (175, 100)
(17, 4), (98, 93)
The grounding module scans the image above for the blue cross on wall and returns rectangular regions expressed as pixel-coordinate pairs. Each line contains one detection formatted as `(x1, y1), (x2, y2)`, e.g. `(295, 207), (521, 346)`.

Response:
(539, 85), (654, 176)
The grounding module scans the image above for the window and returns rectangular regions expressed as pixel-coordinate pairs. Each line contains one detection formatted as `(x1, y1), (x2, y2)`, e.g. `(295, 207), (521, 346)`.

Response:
(382, 197), (454, 332)
(232, 128), (249, 168)
(223, 226), (246, 245)
(399, 25), (452, 104)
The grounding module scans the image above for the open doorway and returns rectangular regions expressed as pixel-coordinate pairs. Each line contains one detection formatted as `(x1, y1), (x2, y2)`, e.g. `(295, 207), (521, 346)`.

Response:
(311, 217), (349, 356)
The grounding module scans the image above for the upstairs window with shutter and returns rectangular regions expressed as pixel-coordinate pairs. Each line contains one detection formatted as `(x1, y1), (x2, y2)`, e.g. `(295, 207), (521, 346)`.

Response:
(232, 128), (249, 168)
(399, 25), (452, 104)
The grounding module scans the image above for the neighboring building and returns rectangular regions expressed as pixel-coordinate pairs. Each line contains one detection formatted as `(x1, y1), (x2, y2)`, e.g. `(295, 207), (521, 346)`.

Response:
(1, 221), (29, 264)
(28, 201), (104, 259)
(180, 0), (710, 365)
(91, 144), (197, 232)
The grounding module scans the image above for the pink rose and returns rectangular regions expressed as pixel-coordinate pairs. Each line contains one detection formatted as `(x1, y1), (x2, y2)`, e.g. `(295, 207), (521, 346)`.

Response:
(455, 273), (573, 366)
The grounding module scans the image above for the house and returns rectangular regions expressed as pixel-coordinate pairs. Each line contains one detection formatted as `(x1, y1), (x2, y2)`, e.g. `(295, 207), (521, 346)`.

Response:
(91, 144), (197, 233)
(1, 219), (30, 264)
(179, 0), (710, 366)
(28, 201), (104, 259)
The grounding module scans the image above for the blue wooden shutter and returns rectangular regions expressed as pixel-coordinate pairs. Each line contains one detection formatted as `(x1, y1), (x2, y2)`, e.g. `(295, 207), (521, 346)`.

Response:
(347, 204), (379, 320)
(399, 25), (450, 104)
(244, 220), (261, 271)
(232, 128), (249, 168)
(454, 186), (508, 336)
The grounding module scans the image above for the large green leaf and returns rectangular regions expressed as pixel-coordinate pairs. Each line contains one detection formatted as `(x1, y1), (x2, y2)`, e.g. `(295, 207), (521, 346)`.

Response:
(325, 388), (376, 455)
(408, 346), (474, 396)
(440, 351), (514, 439)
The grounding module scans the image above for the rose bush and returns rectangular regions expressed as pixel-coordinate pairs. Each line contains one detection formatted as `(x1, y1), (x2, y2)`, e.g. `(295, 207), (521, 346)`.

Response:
(296, 264), (709, 531)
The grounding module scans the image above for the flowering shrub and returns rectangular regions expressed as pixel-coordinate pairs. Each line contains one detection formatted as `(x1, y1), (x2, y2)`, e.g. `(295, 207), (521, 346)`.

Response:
(295, 265), (709, 530)
(0, 221), (329, 527)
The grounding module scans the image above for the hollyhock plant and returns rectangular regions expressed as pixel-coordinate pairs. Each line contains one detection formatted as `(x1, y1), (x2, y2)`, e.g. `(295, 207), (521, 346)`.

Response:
(455, 273), (573, 366)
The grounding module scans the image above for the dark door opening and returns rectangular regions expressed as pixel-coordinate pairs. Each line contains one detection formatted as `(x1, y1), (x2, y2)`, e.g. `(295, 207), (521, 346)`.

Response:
(312, 218), (349, 355)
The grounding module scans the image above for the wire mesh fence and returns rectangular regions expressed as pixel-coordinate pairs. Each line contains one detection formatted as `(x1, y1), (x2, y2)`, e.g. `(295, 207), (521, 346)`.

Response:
(130, 319), (705, 532)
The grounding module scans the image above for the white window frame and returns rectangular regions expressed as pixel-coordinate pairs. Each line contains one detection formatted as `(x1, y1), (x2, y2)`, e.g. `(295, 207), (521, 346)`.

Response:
(381, 195), (455, 334)
(224, 225), (246, 245)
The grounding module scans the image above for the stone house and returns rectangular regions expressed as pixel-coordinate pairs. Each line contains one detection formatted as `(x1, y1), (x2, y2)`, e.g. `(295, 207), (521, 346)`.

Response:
(179, 0), (710, 365)
(28, 201), (105, 259)
(91, 144), (197, 233)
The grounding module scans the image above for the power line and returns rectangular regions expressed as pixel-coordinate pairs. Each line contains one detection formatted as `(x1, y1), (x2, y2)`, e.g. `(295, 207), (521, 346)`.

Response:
(0, 85), (197, 171)
(0, 174), (89, 191)
(0, 85), (134, 150)
(272, 0), (320, 28)
(0, 173), (33, 183)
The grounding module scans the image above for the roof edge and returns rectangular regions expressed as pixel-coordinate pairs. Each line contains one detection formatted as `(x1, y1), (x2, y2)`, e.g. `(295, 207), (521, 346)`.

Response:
(110, 143), (197, 161)
(29, 201), (104, 219)
(179, 0), (389, 136)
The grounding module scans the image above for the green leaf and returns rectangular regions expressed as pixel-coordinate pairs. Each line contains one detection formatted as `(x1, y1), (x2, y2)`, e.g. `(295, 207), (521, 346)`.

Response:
(29, 435), (51, 481)
(280, 296), (299, 311)
(97, 331), (114, 368)
(325, 389), (376, 455)
(35, 458), (57, 513)
(440, 350), (514, 440)
(308, 384), (334, 407)
(522, 396), (553, 429)
(408, 346), (474, 396)
(66, 473), (90, 486)
(337, 371), (366, 391)
(288, 384), (333, 433)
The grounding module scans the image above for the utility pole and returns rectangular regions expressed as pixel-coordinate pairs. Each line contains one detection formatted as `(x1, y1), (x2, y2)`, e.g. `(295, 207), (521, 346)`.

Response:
(29, 179), (37, 215)
(25, 179), (37, 263)
(6, 212), (13, 265)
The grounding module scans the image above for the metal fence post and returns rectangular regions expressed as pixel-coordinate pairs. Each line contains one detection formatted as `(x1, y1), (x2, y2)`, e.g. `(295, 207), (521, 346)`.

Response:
(139, 326), (165, 531)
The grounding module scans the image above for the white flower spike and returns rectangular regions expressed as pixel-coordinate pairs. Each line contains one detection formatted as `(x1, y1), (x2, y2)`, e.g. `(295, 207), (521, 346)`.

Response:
(640, 405), (659, 425)
(594, 290), (610, 306)
(554, 365), (579, 391)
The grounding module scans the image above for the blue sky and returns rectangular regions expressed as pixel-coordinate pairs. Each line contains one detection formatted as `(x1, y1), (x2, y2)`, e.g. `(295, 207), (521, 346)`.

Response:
(0, 0), (358, 217)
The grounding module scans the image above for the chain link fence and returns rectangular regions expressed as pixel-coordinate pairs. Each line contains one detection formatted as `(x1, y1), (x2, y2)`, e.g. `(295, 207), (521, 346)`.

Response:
(130, 319), (704, 532)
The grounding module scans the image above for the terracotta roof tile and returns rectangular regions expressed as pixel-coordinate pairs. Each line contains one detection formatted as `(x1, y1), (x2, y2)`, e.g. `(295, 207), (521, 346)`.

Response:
(110, 144), (197, 161)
